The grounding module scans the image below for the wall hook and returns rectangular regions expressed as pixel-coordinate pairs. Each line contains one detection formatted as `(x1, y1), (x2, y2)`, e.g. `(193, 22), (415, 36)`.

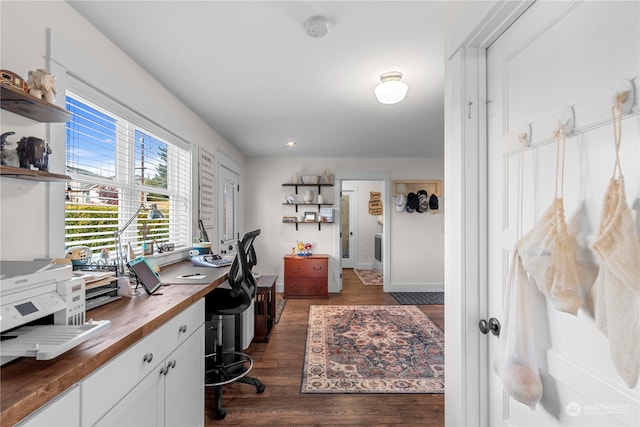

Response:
(613, 79), (636, 114)
(555, 105), (575, 136)
(518, 123), (532, 147)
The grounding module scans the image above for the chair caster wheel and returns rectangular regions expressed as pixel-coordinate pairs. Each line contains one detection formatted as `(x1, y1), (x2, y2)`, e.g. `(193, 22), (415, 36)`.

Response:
(257, 383), (266, 393)
(216, 409), (227, 420)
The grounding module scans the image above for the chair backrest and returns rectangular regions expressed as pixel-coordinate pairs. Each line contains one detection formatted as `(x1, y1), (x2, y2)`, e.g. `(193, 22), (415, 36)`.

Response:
(228, 239), (257, 302)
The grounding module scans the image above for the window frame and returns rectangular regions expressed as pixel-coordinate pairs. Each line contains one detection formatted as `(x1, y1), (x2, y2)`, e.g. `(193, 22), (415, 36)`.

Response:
(64, 84), (192, 262)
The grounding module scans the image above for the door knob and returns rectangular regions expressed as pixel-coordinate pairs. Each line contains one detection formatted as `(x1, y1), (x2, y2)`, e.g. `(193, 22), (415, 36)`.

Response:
(478, 318), (501, 336)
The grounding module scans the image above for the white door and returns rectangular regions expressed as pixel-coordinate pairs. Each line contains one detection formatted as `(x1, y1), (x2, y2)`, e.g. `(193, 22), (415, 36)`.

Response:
(486, 1), (639, 426)
(219, 165), (239, 253)
(340, 188), (358, 268)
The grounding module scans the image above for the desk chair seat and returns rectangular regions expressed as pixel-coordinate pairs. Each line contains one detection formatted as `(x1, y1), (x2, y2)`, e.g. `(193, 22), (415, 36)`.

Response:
(204, 240), (265, 420)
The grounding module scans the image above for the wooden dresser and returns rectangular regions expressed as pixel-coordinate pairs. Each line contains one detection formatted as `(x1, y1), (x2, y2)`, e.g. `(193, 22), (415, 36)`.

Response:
(283, 254), (329, 299)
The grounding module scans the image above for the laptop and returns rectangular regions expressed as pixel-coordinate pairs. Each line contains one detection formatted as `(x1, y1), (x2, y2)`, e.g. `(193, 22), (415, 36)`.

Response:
(126, 257), (164, 295)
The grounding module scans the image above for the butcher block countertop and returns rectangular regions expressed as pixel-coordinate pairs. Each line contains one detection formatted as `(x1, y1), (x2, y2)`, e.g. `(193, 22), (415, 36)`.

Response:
(0, 263), (228, 427)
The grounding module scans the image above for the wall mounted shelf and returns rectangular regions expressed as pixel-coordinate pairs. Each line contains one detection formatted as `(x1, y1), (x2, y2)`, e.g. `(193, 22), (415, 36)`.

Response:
(392, 179), (442, 197)
(0, 165), (70, 182)
(282, 182), (334, 231)
(1, 84), (72, 122)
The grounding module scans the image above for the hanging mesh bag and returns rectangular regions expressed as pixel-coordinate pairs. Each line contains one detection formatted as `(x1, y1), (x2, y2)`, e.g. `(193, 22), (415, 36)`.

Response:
(495, 248), (543, 409)
(588, 99), (640, 388)
(517, 130), (583, 315)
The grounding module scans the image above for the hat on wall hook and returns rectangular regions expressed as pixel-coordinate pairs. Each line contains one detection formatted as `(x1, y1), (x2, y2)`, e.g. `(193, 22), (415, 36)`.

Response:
(305, 16), (329, 38)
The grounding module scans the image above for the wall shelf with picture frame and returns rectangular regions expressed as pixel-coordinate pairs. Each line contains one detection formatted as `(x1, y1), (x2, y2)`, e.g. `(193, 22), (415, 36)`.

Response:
(282, 181), (334, 231)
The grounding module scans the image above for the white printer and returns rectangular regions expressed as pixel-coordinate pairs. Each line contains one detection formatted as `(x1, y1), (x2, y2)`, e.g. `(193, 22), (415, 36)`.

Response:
(0, 260), (110, 366)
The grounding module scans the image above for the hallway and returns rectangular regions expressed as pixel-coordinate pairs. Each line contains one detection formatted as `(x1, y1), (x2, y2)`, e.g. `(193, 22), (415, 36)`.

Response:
(206, 268), (445, 426)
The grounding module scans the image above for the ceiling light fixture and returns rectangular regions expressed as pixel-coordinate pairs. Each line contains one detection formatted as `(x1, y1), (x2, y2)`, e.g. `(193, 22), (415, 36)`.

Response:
(286, 141), (296, 147)
(374, 71), (408, 105)
(305, 16), (329, 38)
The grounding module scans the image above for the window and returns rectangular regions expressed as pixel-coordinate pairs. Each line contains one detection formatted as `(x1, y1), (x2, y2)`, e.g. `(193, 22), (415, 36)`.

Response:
(65, 89), (191, 262)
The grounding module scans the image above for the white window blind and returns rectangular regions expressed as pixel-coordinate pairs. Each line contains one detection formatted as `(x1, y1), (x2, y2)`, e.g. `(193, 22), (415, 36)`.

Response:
(65, 84), (191, 262)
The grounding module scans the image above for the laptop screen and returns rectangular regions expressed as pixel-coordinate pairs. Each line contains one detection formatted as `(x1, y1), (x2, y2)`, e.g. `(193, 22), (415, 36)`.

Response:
(127, 257), (162, 295)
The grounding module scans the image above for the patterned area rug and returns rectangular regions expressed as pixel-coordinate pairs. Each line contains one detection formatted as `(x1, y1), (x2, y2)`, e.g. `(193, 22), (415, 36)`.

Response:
(353, 268), (382, 286)
(301, 305), (444, 394)
(274, 297), (287, 324)
(391, 292), (444, 305)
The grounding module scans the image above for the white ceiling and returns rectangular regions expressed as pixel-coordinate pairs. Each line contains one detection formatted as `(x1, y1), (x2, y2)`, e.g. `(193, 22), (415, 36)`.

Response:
(68, 1), (445, 159)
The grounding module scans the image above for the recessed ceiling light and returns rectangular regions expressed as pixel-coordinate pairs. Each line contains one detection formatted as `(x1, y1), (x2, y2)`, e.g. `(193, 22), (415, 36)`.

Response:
(286, 141), (296, 147)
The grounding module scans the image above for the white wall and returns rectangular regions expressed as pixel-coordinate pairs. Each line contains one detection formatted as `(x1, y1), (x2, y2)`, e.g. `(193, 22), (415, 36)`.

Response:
(243, 157), (444, 293)
(0, 1), (242, 261)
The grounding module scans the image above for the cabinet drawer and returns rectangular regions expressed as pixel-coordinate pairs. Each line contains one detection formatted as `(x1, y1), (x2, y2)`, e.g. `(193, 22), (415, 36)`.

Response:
(284, 277), (328, 297)
(82, 299), (204, 426)
(284, 258), (327, 277)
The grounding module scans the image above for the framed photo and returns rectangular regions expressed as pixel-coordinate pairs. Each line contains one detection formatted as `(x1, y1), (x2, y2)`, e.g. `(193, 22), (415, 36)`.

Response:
(319, 207), (333, 223)
(304, 211), (317, 222)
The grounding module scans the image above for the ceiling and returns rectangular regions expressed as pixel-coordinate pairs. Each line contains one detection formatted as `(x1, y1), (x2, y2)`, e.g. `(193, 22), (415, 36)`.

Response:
(67, 1), (445, 159)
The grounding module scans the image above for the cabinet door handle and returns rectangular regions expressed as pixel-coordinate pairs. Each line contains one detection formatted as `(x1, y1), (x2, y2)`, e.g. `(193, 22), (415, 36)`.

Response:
(143, 352), (153, 364)
(179, 324), (187, 333)
(163, 360), (176, 376)
(312, 266), (322, 270)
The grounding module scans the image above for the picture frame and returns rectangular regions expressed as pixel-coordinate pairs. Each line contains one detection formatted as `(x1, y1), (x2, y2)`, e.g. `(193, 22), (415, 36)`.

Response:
(319, 207), (333, 223)
(304, 211), (317, 222)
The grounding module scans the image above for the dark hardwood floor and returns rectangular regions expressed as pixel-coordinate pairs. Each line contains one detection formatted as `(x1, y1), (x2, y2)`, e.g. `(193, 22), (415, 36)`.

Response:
(205, 268), (445, 426)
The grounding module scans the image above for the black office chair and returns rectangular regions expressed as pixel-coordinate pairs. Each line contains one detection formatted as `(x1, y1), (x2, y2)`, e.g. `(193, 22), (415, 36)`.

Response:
(204, 238), (265, 420)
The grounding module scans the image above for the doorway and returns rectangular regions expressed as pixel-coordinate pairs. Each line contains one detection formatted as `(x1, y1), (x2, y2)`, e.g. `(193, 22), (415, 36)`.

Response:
(334, 172), (391, 293)
(340, 188), (358, 269)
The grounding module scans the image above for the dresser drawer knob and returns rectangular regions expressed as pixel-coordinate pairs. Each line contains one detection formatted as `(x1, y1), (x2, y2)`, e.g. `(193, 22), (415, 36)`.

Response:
(143, 352), (153, 364)
(179, 324), (187, 333)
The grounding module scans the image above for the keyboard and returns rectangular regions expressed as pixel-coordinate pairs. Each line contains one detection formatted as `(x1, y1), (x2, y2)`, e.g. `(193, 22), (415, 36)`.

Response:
(191, 255), (232, 268)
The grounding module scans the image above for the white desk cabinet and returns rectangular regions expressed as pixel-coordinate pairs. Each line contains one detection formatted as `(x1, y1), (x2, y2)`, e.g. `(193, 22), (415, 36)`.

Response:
(83, 298), (205, 426)
(94, 325), (204, 427)
(16, 385), (80, 427)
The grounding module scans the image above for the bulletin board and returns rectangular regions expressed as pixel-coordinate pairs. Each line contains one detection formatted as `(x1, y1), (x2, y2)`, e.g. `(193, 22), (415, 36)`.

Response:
(198, 148), (216, 227)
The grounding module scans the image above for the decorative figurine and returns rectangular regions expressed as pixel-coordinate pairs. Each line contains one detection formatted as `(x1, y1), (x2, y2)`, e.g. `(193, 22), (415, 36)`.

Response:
(1, 131), (15, 166)
(27, 69), (57, 103)
(1, 70), (28, 92)
(16, 136), (51, 171)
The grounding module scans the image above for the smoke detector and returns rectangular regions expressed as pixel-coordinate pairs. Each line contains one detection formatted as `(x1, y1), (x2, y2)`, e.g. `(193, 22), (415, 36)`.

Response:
(305, 16), (329, 38)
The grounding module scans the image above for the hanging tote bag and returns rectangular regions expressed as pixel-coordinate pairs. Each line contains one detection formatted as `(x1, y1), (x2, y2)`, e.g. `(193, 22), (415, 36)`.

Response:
(495, 248), (543, 409)
(518, 129), (583, 315)
(588, 99), (640, 388)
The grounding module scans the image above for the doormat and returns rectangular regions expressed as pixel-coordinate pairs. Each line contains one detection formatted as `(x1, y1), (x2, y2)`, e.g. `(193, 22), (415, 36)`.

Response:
(391, 292), (444, 305)
(274, 297), (287, 324)
(353, 268), (383, 286)
(301, 305), (444, 394)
